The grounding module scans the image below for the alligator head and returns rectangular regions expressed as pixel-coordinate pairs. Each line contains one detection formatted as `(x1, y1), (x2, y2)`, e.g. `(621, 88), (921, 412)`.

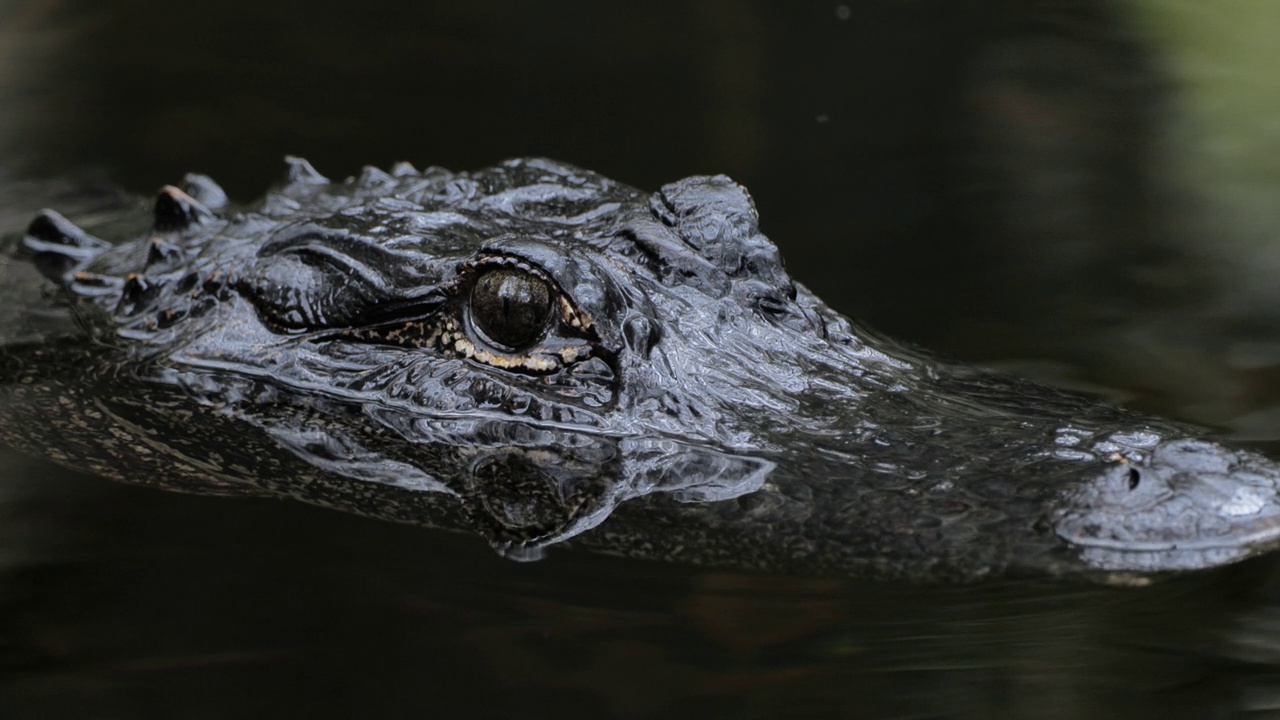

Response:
(3, 157), (1280, 581)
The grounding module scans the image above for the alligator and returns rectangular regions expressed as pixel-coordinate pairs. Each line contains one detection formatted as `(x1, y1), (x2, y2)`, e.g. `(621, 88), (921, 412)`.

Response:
(1, 157), (1279, 582)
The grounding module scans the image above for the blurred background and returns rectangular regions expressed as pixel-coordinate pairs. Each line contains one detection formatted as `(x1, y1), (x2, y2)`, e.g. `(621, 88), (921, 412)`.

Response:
(4, 1), (1280, 717)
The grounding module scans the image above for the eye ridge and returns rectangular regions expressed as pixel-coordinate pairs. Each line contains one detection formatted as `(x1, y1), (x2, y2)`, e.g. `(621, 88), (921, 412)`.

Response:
(324, 254), (604, 377)
(446, 255), (603, 375)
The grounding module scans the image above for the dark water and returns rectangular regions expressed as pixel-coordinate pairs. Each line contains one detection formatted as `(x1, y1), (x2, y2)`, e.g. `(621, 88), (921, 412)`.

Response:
(5, 1), (1280, 717)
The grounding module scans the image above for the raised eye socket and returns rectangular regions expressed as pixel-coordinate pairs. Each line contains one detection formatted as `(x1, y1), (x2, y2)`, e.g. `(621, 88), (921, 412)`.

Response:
(469, 267), (552, 350)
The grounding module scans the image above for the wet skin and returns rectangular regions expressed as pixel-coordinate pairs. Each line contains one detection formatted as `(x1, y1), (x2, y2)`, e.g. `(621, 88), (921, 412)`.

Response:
(1, 157), (1279, 582)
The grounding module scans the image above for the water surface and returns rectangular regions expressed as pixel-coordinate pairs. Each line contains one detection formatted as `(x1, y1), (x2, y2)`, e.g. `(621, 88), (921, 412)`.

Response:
(4, 2), (1280, 717)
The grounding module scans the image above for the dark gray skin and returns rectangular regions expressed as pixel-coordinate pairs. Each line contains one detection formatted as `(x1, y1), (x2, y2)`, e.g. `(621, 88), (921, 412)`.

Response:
(2, 157), (1279, 582)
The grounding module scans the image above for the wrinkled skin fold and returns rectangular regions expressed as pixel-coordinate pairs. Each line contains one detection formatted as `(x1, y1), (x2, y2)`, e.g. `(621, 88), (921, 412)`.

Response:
(2, 157), (1279, 582)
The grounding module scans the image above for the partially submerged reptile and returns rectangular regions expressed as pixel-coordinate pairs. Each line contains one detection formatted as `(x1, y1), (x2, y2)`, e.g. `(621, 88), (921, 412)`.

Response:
(2, 157), (1278, 581)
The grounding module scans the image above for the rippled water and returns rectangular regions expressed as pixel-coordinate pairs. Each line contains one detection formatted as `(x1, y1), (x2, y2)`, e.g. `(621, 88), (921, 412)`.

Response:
(4, 2), (1280, 717)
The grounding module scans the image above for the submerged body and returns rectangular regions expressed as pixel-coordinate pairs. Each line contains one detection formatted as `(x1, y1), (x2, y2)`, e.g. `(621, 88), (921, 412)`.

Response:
(0, 158), (1277, 581)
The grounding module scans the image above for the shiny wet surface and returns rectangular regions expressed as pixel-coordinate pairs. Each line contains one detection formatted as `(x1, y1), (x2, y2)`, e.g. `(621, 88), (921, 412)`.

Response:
(8, 453), (1280, 718)
(5, 1), (1280, 717)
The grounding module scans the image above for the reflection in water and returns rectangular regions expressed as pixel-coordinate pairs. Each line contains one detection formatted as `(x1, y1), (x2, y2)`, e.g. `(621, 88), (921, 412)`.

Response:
(5, 1), (1280, 718)
(5, 457), (1280, 718)
(265, 419), (770, 561)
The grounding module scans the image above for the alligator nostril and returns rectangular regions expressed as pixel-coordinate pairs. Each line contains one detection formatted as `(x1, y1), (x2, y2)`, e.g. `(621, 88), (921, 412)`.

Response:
(1127, 468), (1141, 491)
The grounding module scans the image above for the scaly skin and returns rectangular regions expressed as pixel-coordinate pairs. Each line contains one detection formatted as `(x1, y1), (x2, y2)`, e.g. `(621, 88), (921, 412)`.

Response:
(1, 157), (1278, 582)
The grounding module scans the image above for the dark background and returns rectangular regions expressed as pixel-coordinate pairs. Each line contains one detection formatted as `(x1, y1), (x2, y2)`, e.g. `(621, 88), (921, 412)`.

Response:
(4, 1), (1280, 718)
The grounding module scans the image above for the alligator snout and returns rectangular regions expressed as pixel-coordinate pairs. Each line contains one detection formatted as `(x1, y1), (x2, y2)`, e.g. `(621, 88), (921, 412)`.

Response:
(1055, 439), (1280, 571)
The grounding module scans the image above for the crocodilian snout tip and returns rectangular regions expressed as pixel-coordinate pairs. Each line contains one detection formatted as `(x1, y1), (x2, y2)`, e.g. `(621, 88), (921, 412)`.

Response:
(1054, 438), (1280, 573)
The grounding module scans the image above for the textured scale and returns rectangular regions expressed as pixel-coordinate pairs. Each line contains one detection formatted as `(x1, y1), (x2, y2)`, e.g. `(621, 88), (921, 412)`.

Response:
(2, 157), (1280, 583)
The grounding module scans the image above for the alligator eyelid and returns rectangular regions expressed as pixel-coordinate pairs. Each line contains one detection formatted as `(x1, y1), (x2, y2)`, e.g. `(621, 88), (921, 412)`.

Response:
(457, 253), (556, 286)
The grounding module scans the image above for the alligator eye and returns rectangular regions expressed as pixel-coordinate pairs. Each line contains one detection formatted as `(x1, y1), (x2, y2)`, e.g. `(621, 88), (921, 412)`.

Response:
(470, 268), (552, 350)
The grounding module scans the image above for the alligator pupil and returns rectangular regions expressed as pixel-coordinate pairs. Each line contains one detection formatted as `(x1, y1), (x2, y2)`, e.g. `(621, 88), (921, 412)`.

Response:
(470, 268), (551, 350)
